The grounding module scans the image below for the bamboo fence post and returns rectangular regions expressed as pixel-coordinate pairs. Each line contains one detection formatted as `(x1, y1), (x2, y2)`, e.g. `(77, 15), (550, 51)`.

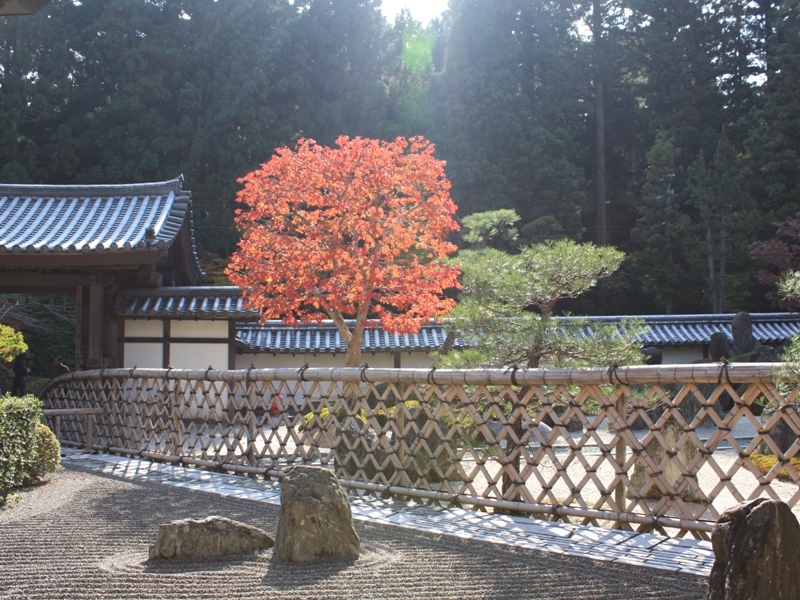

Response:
(85, 413), (94, 452)
(170, 379), (181, 457)
(614, 391), (628, 528)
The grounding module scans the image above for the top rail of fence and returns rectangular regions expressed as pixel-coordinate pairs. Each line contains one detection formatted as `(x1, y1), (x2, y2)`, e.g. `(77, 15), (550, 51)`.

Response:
(42, 363), (781, 391)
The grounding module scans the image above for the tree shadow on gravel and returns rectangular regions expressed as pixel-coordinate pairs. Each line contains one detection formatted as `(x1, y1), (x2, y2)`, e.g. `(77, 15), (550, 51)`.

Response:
(76, 469), (280, 540)
(142, 553), (270, 575)
(262, 554), (360, 591)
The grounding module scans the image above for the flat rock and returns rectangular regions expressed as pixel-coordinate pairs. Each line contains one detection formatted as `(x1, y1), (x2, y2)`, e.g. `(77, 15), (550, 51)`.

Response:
(149, 516), (274, 560)
(274, 465), (360, 562)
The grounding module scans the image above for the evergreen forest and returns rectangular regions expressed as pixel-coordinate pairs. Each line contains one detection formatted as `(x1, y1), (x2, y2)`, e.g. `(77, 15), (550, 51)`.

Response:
(3, 0), (800, 316)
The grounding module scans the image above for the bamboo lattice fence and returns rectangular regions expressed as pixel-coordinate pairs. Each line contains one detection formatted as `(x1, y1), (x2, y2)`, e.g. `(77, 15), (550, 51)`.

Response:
(41, 364), (800, 538)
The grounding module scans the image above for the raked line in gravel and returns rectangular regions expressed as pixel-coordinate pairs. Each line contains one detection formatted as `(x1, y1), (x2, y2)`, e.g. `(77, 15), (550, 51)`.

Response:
(61, 449), (714, 577)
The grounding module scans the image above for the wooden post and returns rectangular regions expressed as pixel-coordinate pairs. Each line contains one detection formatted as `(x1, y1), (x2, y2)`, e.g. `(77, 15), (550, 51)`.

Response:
(170, 379), (182, 457)
(75, 285), (83, 369)
(88, 277), (104, 367)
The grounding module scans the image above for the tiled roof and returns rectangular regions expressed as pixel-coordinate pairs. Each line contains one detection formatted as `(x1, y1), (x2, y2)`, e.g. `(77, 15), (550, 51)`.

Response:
(115, 283), (800, 350)
(236, 321), (464, 354)
(116, 287), (259, 319)
(0, 177), (197, 256)
(558, 313), (800, 346)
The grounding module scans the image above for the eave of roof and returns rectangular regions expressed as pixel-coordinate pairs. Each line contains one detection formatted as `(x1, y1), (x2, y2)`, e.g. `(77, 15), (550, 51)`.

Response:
(0, 176), (203, 284)
(116, 286), (258, 319)
(236, 320), (465, 354)
(556, 313), (800, 346)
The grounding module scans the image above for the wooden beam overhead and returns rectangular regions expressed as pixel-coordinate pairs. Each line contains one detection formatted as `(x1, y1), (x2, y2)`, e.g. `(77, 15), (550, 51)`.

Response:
(0, 249), (164, 269)
(0, 0), (51, 15)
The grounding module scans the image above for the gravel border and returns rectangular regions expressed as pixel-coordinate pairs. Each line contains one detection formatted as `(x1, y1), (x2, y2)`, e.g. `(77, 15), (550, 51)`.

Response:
(1, 467), (708, 600)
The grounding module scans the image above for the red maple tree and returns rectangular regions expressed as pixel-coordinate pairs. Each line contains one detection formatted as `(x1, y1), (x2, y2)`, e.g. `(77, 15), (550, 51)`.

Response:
(750, 212), (800, 309)
(226, 135), (461, 367)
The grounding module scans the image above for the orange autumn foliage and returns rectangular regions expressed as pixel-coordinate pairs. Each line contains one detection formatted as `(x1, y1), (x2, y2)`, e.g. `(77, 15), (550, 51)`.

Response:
(226, 135), (461, 367)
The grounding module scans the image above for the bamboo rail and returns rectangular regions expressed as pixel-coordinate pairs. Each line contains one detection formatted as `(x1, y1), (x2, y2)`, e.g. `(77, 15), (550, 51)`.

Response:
(43, 407), (105, 451)
(41, 364), (799, 538)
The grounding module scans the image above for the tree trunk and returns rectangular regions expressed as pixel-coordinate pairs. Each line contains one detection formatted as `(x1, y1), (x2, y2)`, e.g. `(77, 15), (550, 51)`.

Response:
(706, 223), (718, 312)
(719, 214), (726, 313)
(593, 0), (608, 247)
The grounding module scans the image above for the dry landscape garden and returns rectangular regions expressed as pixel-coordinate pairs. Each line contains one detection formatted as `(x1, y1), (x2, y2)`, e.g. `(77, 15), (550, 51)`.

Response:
(3, 1), (800, 599)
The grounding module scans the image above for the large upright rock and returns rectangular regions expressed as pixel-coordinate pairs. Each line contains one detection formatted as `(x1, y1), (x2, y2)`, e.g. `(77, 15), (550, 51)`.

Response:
(628, 417), (701, 502)
(274, 466), (360, 562)
(709, 332), (734, 362)
(756, 404), (800, 456)
(707, 499), (800, 600)
(731, 312), (757, 356)
(149, 516), (273, 560)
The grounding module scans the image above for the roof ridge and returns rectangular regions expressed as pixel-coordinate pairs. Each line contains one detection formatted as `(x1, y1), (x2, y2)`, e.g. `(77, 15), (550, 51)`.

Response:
(0, 176), (185, 199)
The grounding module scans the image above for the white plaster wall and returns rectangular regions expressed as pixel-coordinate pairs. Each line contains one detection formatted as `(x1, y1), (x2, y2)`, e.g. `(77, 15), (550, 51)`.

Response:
(661, 346), (705, 364)
(123, 343), (163, 368)
(125, 319), (162, 338)
(235, 351), (436, 370)
(171, 320), (228, 338)
(170, 343), (230, 370)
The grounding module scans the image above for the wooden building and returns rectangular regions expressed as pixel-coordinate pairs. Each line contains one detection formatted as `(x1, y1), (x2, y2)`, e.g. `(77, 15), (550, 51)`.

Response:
(0, 178), (203, 368)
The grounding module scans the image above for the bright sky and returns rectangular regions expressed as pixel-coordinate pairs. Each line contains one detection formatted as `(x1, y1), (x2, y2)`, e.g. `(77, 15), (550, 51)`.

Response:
(379, 0), (449, 26)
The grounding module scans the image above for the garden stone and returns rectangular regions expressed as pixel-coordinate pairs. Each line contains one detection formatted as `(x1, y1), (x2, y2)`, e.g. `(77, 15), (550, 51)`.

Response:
(750, 344), (779, 362)
(274, 465), (360, 563)
(709, 332), (734, 361)
(521, 420), (553, 446)
(149, 516), (273, 560)
(756, 404), (800, 456)
(335, 422), (392, 480)
(673, 383), (726, 428)
(628, 417), (701, 502)
(641, 346), (663, 365)
(707, 498), (800, 600)
(731, 312), (757, 356)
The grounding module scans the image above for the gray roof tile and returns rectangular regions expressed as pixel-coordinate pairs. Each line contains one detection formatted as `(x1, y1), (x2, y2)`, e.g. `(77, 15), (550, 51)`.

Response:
(236, 320), (463, 354)
(116, 286), (259, 319)
(0, 177), (197, 257)
(559, 314), (800, 346)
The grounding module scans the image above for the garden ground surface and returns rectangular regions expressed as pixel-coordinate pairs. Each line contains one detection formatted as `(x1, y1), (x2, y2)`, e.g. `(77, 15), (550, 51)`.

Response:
(0, 461), (710, 600)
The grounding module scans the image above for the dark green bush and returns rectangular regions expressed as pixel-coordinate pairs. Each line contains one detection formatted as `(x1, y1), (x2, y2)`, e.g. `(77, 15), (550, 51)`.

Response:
(0, 364), (13, 395)
(0, 394), (43, 505)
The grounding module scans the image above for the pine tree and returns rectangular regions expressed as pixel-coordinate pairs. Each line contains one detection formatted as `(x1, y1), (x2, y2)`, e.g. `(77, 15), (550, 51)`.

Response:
(631, 132), (702, 313)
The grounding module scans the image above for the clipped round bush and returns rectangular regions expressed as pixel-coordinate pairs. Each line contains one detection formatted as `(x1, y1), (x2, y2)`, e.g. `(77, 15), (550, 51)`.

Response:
(29, 423), (61, 480)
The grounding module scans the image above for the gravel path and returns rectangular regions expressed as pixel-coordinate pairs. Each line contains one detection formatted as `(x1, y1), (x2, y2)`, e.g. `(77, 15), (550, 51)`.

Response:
(0, 467), (708, 600)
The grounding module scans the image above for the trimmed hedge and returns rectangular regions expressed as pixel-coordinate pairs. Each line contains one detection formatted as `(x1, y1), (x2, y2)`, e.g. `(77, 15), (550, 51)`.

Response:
(0, 395), (47, 505)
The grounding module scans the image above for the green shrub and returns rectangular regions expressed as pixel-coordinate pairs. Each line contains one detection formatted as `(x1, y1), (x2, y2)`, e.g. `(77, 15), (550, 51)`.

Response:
(0, 394), (42, 505)
(29, 423), (61, 480)
(751, 452), (800, 481)
(299, 407), (368, 431)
